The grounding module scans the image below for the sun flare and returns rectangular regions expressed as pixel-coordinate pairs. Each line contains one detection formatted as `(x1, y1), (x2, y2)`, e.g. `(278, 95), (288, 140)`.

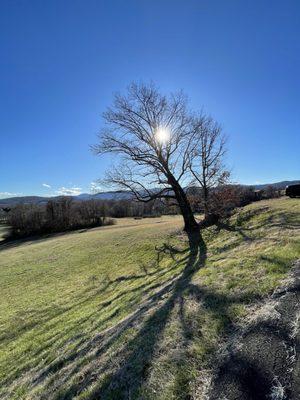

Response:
(155, 127), (170, 144)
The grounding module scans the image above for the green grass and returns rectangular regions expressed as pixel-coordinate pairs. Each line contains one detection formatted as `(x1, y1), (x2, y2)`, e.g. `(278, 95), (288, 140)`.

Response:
(0, 198), (299, 399)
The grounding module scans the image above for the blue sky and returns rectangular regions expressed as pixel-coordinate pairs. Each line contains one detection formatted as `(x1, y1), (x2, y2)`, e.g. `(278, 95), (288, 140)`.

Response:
(0, 0), (299, 198)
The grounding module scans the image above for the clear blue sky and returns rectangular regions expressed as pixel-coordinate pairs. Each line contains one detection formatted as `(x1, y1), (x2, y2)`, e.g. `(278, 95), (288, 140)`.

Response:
(0, 0), (299, 198)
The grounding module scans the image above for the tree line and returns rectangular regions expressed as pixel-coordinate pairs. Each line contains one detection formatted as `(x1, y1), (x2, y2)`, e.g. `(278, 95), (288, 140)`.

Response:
(4, 198), (113, 239)
(2, 184), (280, 240)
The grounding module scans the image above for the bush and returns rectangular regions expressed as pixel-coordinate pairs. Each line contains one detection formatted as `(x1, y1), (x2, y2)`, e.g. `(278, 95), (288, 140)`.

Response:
(203, 185), (264, 222)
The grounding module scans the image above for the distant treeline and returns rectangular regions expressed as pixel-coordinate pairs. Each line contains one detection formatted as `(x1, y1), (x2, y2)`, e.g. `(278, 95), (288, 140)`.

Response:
(2, 184), (281, 240)
(4, 198), (114, 239)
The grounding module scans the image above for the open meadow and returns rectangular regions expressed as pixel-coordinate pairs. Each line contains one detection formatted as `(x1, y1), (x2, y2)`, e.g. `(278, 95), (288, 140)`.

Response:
(0, 198), (299, 399)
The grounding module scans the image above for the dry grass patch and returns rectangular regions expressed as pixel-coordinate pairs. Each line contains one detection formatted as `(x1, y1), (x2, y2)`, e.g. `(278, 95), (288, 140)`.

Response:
(0, 199), (299, 399)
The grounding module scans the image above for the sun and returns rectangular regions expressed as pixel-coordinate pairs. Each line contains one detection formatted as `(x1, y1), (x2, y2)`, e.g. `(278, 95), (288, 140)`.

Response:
(155, 127), (170, 144)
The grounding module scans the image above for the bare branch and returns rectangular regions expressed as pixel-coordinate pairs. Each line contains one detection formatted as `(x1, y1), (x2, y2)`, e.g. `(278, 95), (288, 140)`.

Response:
(93, 82), (229, 232)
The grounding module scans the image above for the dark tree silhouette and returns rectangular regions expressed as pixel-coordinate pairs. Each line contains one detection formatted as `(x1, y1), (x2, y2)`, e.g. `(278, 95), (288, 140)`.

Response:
(93, 82), (228, 233)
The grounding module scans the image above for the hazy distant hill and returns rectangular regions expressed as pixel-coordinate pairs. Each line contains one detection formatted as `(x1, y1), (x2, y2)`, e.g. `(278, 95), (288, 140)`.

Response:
(0, 196), (53, 207)
(247, 180), (300, 190)
(0, 180), (299, 207)
(78, 191), (134, 201)
(0, 191), (133, 207)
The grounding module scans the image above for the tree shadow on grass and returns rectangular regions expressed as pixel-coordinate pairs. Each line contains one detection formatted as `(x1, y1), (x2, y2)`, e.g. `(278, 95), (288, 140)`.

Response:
(11, 234), (198, 395)
(91, 231), (281, 399)
(50, 231), (207, 400)
(49, 228), (292, 400)
(216, 221), (252, 242)
(82, 211), (298, 399)
(221, 208), (300, 237)
(2, 246), (194, 394)
(5, 221), (296, 399)
(1, 240), (184, 351)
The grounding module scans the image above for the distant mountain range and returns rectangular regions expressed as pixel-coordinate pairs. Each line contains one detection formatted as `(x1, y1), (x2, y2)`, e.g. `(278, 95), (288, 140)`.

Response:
(0, 190), (134, 207)
(0, 181), (299, 207)
(250, 180), (300, 190)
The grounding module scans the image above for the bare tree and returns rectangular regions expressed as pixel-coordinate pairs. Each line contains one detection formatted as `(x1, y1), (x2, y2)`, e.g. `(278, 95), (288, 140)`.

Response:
(189, 116), (230, 220)
(92, 83), (200, 234)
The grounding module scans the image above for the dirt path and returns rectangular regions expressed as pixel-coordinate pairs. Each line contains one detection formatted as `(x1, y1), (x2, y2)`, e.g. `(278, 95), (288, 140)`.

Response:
(209, 260), (300, 400)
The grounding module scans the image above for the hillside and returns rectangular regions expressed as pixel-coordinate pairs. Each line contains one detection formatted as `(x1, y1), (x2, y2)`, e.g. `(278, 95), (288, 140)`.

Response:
(0, 198), (299, 399)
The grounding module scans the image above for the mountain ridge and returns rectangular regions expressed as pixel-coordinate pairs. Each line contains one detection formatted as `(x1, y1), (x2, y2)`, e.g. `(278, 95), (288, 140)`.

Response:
(0, 180), (299, 206)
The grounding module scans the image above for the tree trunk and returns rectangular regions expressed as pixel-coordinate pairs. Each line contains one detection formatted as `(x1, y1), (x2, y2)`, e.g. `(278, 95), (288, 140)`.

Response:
(179, 199), (200, 233)
(172, 183), (200, 233)
(203, 187), (209, 219)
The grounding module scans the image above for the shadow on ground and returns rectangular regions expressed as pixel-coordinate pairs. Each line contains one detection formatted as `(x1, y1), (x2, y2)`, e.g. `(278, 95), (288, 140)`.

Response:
(32, 231), (208, 399)
(3, 205), (299, 400)
(209, 261), (300, 400)
(19, 227), (298, 400)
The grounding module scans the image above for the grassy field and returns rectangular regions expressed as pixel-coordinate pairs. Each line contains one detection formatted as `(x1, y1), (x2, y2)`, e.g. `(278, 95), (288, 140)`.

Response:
(0, 198), (299, 399)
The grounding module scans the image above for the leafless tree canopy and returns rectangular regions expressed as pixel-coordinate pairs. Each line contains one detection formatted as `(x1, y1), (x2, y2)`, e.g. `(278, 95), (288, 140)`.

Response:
(93, 83), (194, 200)
(93, 82), (229, 233)
(189, 116), (230, 216)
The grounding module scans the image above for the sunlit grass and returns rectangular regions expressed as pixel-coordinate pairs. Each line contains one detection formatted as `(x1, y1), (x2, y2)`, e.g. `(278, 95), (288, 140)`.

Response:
(0, 198), (299, 399)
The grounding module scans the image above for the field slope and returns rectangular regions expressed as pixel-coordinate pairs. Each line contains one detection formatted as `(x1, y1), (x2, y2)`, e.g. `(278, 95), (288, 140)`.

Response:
(0, 198), (299, 399)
